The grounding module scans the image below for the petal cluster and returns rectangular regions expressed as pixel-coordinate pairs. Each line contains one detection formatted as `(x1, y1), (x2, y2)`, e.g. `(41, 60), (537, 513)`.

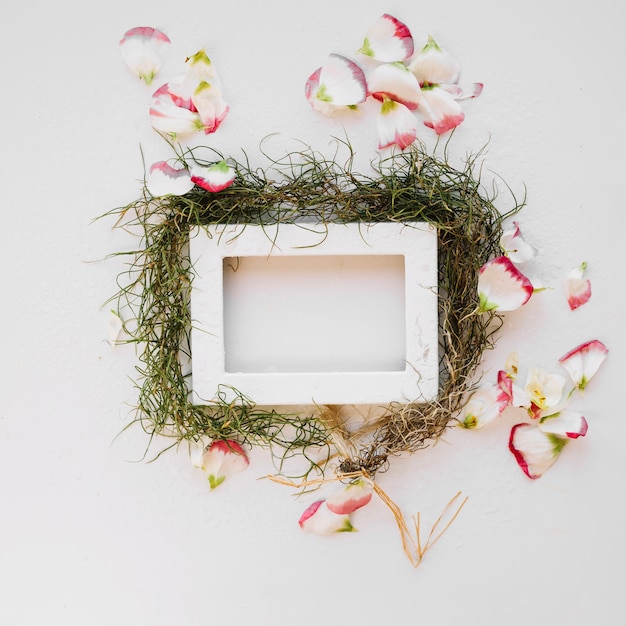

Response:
(306, 14), (482, 149)
(459, 340), (607, 479)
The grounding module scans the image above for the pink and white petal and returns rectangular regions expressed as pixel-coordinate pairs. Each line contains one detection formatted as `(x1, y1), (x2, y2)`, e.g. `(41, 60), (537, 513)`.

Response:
(558, 339), (608, 391)
(201, 439), (249, 489)
(147, 161), (194, 197)
(150, 86), (202, 136)
(477, 256), (534, 312)
(119, 26), (171, 85)
(311, 54), (367, 107)
(564, 262), (592, 311)
(326, 478), (373, 514)
(298, 500), (355, 535)
(458, 384), (506, 429)
(408, 35), (460, 86)
(190, 161), (236, 192)
(418, 86), (465, 135)
(376, 98), (417, 150)
(444, 82), (483, 101)
(357, 13), (414, 62)
(500, 221), (537, 264)
(192, 81), (229, 134)
(539, 411), (588, 439)
(509, 423), (568, 479)
(368, 62), (422, 110)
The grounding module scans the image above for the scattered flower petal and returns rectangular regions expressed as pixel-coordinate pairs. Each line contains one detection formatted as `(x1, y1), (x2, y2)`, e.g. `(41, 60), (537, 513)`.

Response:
(564, 262), (592, 311)
(409, 35), (460, 85)
(326, 478), (373, 514)
(500, 221), (537, 263)
(298, 500), (355, 535)
(368, 62), (422, 110)
(191, 81), (229, 134)
(523, 367), (567, 419)
(539, 410), (588, 439)
(190, 160), (236, 192)
(418, 85), (465, 134)
(149, 83), (203, 137)
(558, 339), (608, 391)
(119, 26), (171, 85)
(357, 14), (414, 62)
(477, 256), (534, 312)
(305, 54), (367, 114)
(200, 439), (249, 489)
(376, 97), (417, 149)
(147, 161), (194, 197)
(458, 383), (509, 429)
(509, 423), (568, 479)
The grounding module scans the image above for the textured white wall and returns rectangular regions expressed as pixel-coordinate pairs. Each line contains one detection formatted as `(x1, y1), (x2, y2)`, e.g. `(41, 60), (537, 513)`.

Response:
(1, 1), (624, 624)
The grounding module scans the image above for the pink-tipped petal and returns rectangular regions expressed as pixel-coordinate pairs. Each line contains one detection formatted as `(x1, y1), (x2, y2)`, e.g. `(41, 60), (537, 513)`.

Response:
(358, 13), (414, 62)
(192, 81), (229, 134)
(326, 478), (373, 514)
(558, 339), (608, 391)
(539, 411), (588, 439)
(298, 500), (355, 535)
(147, 161), (194, 197)
(564, 262), (592, 311)
(149, 83), (203, 136)
(418, 85), (465, 134)
(458, 383), (509, 429)
(409, 35), (460, 86)
(477, 256), (534, 312)
(307, 54), (367, 110)
(119, 26), (171, 85)
(201, 439), (249, 489)
(368, 62), (422, 110)
(190, 160), (236, 192)
(500, 221), (537, 264)
(376, 98), (417, 150)
(509, 423), (568, 479)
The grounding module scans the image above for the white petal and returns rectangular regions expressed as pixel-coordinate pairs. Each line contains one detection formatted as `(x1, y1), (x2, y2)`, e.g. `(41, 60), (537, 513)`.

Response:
(559, 339), (608, 390)
(500, 221), (537, 263)
(477, 256), (534, 312)
(539, 411), (588, 439)
(358, 13), (414, 62)
(298, 500), (355, 535)
(368, 62), (422, 110)
(119, 26), (171, 85)
(376, 98), (417, 150)
(509, 423), (568, 479)
(147, 161), (194, 197)
(313, 54), (367, 106)
(409, 35), (460, 85)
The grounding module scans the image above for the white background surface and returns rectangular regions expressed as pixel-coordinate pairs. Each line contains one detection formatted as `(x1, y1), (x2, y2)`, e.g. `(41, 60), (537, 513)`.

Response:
(1, 1), (624, 624)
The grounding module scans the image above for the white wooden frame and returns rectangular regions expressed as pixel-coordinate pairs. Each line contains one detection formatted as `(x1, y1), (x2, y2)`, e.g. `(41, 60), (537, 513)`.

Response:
(189, 222), (438, 406)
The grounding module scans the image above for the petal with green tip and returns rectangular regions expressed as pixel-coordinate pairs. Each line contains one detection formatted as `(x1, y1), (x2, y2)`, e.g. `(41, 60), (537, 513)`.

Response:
(509, 423), (568, 479)
(119, 26), (171, 85)
(358, 14), (414, 62)
(559, 339), (608, 391)
(477, 256), (534, 312)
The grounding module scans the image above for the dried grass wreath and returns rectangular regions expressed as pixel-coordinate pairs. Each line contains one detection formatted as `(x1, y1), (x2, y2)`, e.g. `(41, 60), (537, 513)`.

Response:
(106, 139), (521, 485)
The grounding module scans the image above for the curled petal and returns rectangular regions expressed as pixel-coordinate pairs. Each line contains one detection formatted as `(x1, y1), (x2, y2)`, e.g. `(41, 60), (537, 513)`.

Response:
(418, 85), (465, 134)
(192, 81), (229, 134)
(559, 339), (608, 391)
(190, 160), (236, 192)
(509, 423), (568, 479)
(305, 54), (367, 113)
(539, 411), (588, 439)
(201, 439), (249, 489)
(357, 13), (414, 62)
(564, 262), (592, 311)
(409, 35), (460, 86)
(326, 478), (373, 514)
(298, 500), (355, 535)
(368, 62), (422, 110)
(500, 221), (537, 264)
(376, 98), (417, 150)
(477, 256), (534, 312)
(119, 26), (171, 85)
(147, 161), (194, 197)
(150, 83), (203, 136)
(458, 384), (508, 429)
